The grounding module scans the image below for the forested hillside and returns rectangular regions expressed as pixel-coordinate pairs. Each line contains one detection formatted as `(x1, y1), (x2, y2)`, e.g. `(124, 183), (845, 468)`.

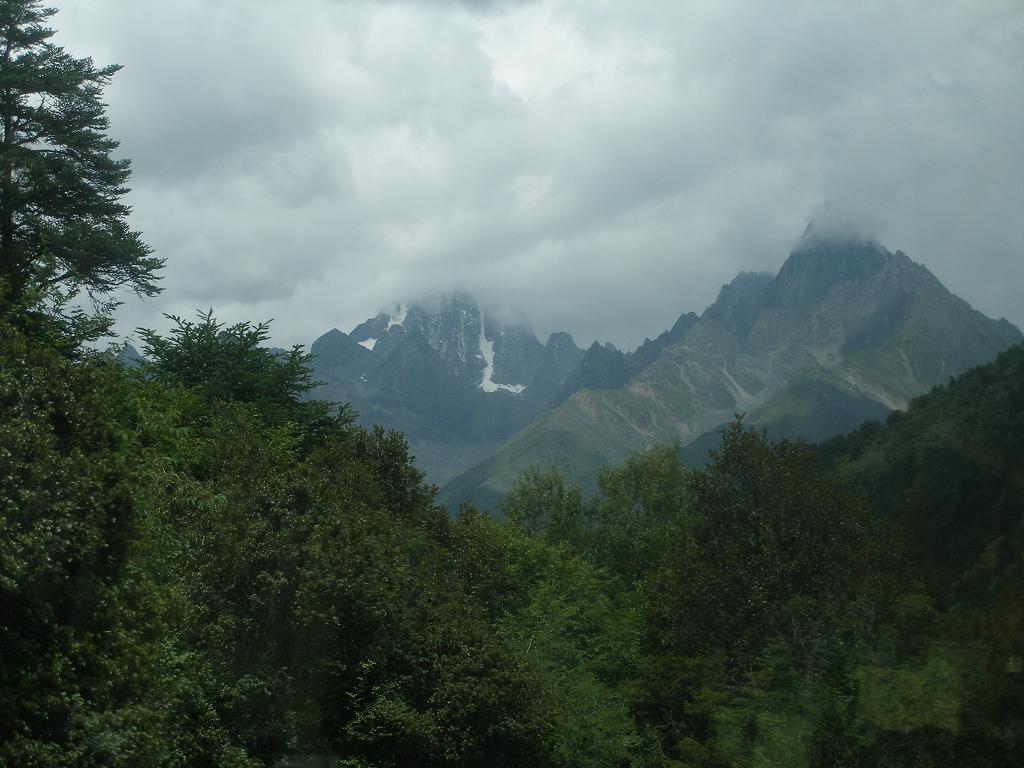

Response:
(5, 298), (1023, 764)
(824, 344), (1024, 606)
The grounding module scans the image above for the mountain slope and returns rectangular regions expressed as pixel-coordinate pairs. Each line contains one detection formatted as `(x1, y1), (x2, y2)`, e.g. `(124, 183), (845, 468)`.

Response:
(823, 343), (1024, 605)
(442, 233), (1022, 509)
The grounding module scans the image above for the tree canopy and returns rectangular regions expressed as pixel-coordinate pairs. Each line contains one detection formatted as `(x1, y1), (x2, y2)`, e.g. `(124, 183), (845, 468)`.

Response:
(137, 310), (342, 429)
(0, 0), (160, 316)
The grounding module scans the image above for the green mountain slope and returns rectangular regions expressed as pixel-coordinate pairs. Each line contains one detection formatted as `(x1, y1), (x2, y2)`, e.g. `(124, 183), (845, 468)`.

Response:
(681, 366), (892, 467)
(823, 343), (1024, 605)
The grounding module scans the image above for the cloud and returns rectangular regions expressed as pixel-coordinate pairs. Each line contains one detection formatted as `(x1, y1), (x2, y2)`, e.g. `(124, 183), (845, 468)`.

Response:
(52, 0), (1024, 348)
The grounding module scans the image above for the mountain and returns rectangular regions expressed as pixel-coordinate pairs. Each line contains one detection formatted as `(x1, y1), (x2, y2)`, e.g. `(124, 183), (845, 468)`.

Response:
(823, 343), (1024, 606)
(441, 232), (1022, 509)
(521, 332), (586, 404)
(308, 293), (584, 486)
(554, 341), (628, 405)
(116, 343), (144, 369)
(627, 311), (700, 373)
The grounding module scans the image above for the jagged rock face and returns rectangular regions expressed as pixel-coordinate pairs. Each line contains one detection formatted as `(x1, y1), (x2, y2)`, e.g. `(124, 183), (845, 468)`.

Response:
(309, 328), (371, 369)
(555, 342), (628, 405)
(349, 310), (398, 355)
(308, 292), (584, 486)
(702, 271), (774, 338)
(490, 322), (546, 389)
(628, 311), (700, 373)
(402, 295), (485, 382)
(527, 333), (586, 403)
(740, 239), (894, 353)
(769, 237), (891, 314)
(373, 333), (460, 413)
(342, 294), (551, 391)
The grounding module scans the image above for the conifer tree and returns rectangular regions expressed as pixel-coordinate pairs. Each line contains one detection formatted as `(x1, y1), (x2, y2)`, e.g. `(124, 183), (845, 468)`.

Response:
(0, 0), (160, 313)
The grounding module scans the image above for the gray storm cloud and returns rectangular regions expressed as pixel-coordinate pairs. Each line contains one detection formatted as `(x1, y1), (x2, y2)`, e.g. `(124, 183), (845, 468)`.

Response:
(52, 0), (1024, 349)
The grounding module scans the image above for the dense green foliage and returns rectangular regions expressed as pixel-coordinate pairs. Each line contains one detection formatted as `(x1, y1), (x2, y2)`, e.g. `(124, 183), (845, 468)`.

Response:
(824, 344), (1024, 605)
(137, 310), (338, 429)
(1, 310), (555, 766)
(7, 291), (1020, 759)
(4, 299), (1023, 765)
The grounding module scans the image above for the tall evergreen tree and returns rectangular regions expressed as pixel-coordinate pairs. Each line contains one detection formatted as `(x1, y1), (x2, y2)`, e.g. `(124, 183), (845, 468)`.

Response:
(0, 0), (160, 313)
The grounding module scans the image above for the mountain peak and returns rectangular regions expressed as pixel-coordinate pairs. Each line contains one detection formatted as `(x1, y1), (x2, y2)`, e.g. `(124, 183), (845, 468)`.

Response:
(702, 271), (774, 337)
(553, 341), (628, 405)
(669, 311), (700, 338)
(799, 203), (883, 244)
(772, 236), (892, 312)
(545, 331), (579, 351)
(405, 291), (480, 317)
(311, 327), (370, 368)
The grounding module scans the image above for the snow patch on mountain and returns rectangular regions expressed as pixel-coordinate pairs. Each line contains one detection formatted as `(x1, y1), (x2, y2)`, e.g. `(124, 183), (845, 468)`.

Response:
(386, 303), (408, 331)
(478, 315), (526, 394)
(359, 338), (377, 351)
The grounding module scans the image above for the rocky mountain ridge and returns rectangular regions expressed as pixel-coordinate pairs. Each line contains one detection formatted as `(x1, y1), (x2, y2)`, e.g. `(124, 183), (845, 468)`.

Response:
(438, 232), (1022, 509)
(300, 230), (1021, 506)
(308, 293), (586, 485)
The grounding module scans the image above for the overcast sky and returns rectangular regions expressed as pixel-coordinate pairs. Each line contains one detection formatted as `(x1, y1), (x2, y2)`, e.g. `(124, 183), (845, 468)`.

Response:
(53, 0), (1024, 349)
